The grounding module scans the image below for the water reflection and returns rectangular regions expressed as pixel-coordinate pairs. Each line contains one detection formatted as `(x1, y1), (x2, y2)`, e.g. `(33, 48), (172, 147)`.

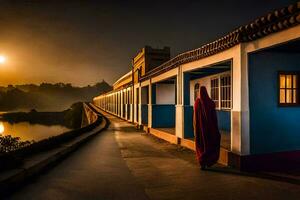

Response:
(0, 121), (70, 141)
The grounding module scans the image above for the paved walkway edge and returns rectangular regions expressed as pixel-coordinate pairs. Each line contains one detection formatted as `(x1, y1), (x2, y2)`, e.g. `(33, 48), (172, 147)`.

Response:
(0, 104), (109, 196)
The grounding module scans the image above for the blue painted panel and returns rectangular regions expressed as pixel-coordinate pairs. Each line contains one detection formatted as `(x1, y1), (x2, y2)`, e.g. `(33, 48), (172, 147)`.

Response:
(151, 84), (156, 104)
(184, 73), (190, 105)
(184, 106), (194, 138)
(123, 105), (126, 118)
(249, 51), (300, 154)
(184, 107), (231, 139)
(152, 105), (175, 128)
(216, 110), (231, 132)
(141, 104), (148, 125)
(136, 104), (139, 122)
(127, 104), (130, 119)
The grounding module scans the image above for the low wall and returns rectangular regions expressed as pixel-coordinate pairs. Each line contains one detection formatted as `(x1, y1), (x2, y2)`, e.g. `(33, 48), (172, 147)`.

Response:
(141, 104), (148, 125)
(0, 103), (109, 196)
(184, 106), (231, 138)
(152, 104), (175, 128)
(184, 106), (194, 138)
(216, 110), (231, 132)
(82, 103), (98, 126)
(0, 103), (102, 171)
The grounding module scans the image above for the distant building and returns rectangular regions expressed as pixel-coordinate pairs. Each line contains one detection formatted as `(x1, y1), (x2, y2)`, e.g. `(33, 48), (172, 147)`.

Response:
(133, 46), (170, 84)
(94, 2), (300, 171)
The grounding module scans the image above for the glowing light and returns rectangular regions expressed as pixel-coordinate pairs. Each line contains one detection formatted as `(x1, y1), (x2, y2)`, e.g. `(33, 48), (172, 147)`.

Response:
(0, 55), (6, 64)
(0, 122), (4, 135)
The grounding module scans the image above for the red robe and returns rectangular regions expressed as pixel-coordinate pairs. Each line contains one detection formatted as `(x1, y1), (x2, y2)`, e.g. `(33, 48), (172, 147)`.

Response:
(194, 86), (221, 167)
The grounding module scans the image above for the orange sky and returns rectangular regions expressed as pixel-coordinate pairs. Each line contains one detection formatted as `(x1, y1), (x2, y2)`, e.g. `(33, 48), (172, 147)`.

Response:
(0, 0), (295, 87)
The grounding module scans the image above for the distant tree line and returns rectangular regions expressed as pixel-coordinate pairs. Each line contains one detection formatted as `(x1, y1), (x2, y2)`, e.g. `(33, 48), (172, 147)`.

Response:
(1, 102), (84, 129)
(0, 80), (112, 111)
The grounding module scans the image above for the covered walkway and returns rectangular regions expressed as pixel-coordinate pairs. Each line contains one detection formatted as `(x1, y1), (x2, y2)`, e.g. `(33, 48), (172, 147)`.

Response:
(8, 111), (300, 200)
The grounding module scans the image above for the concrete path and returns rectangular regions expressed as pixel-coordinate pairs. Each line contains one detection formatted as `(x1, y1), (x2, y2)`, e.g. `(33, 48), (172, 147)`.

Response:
(8, 112), (300, 200)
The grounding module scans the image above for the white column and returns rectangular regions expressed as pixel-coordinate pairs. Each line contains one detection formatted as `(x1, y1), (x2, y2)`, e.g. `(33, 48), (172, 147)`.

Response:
(130, 88), (133, 122)
(176, 66), (184, 138)
(118, 91), (121, 117)
(112, 94), (114, 114)
(118, 92), (120, 116)
(111, 94), (113, 113)
(138, 83), (142, 125)
(231, 44), (250, 155)
(111, 95), (113, 113)
(120, 91), (123, 118)
(114, 93), (116, 114)
(133, 85), (138, 123)
(148, 81), (152, 128)
(116, 93), (118, 115)
(123, 90), (126, 118)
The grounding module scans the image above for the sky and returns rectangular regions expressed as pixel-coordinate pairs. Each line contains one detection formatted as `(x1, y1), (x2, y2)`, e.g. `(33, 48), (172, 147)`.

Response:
(0, 0), (297, 86)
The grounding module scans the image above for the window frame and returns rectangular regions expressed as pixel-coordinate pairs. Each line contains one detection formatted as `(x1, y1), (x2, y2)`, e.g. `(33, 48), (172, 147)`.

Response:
(210, 76), (220, 109)
(210, 72), (231, 110)
(278, 71), (300, 107)
(220, 74), (232, 110)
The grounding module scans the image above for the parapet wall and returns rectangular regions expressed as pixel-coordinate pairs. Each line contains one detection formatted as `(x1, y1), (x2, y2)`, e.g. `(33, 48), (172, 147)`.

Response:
(82, 103), (98, 127)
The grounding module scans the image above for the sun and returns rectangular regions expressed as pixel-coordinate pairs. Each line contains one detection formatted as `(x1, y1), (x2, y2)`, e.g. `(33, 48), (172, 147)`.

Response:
(0, 55), (6, 64)
(0, 122), (4, 135)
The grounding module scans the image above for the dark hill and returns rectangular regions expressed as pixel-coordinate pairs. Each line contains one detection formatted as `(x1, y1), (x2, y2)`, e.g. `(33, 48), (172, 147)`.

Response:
(0, 80), (112, 111)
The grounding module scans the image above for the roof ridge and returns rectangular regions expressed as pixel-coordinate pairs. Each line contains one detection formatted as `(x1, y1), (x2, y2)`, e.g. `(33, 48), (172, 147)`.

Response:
(140, 1), (300, 82)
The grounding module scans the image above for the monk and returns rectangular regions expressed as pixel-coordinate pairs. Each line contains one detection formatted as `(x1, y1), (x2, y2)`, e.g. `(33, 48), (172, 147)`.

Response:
(193, 86), (221, 170)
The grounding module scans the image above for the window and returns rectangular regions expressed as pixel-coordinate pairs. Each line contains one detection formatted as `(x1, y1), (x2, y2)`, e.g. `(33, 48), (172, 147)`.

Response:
(220, 75), (231, 109)
(194, 83), (200, 101)
(279, 72), (299, 106)
(210, 74), (231, 110)
(211, 78), (219, 107)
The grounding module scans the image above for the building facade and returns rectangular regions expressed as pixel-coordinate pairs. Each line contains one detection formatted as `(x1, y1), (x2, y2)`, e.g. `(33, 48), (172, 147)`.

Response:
(93, 2), (300, 171)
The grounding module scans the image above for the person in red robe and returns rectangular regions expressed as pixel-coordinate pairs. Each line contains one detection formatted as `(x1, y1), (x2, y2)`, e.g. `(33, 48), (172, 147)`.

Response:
(193, 86), (221, 170)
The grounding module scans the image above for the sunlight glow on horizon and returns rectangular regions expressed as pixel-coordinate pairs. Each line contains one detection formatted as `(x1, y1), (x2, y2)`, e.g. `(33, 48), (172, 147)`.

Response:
(0, 122), (4, 135)
(0, 55), (7, 64)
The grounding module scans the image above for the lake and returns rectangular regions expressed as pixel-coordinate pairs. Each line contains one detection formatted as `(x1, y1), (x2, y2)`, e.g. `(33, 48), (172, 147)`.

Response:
(0, 121), (71, 141)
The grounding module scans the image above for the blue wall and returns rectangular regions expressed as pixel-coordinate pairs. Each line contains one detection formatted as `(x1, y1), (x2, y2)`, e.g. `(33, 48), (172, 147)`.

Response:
(249, 51), (300, 154)
(123, 105), (126, 118)
(141, 104), (148, 125)
(184, 106), (231, 138)
(127, 104), (130, 119)
(151, 84), (156, 104)
(184, 73), (191, 105)
(184, 106), (194, 138)
(152, 105), (175, 128)
(217, 110), (231, 132)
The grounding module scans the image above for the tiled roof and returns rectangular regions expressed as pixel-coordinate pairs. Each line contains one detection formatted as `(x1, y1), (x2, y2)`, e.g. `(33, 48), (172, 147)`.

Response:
(140, 1), (300, 81)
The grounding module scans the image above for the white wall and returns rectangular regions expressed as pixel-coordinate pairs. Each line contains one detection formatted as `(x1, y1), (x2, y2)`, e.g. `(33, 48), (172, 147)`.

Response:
(190, 71), (230, 106)
(156, 83), (175, 104)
